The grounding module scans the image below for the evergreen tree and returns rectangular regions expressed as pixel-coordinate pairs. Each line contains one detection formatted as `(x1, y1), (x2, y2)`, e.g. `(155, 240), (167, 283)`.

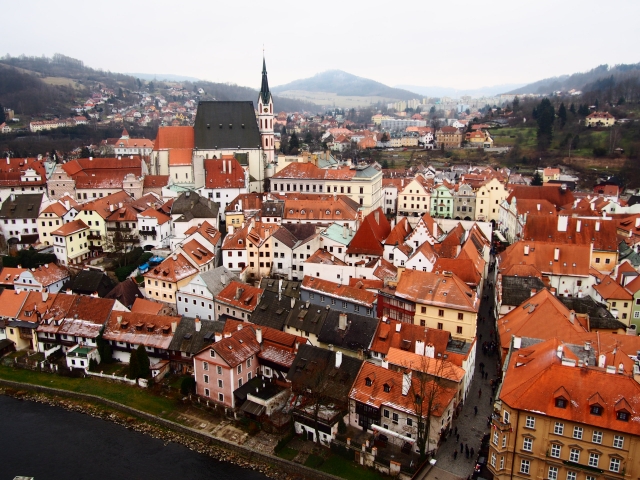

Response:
(512, 96), (520, 113)
(535, 98), (555, 150)
(304, 131), (313, 144)
(136, 344), (150, 379)
(618, 96), (625, 105)
(289, 132), (300, 150)
(0, 104), (5, 125)
(569, 103), (576, 115)
(96, 327), (112, 364)
(531, 171), (544, 186)
(558, 103), (567, 128)
(80, 146), (91, 158)
(128, 348), (140, 379)
(595, 99), (599, 110)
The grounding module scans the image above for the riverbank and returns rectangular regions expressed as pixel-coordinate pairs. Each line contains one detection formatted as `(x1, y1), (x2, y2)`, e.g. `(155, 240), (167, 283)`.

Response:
(0, 376), (340, 480)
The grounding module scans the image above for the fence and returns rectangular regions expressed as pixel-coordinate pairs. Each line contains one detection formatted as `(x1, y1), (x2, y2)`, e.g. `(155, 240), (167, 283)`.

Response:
(85, 370), (137, 385)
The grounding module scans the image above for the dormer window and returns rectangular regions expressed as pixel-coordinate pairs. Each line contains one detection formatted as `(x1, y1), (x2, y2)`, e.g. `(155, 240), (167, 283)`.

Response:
(365, 377), (372, 387)
(590, 405), (603, 416)
(383, 383), (391, 393)
(555, 398), (567, 408)
(617, 411), (629, 421)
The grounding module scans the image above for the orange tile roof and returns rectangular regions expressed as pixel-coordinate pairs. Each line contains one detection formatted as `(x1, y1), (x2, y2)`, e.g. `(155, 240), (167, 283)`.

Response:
(515, 198), (557, 216)
(106, 205), (139, 222)
(103, 311), (178, 350)
(272, 162), (356, 181)
(0, 267), (27, 287)
(153, 126), (195, 150)
(506, 185), (575, 209)
(51, 219), (88, 237)
(143, 175), (170, 188)
(499, 337), (640, 436)
(433, 257), (481, 286)
(138, 207), (170, 225)
(181, 239), (214, 266)
(346, 208), (391, 256)
(350, 362), (457, 417)
(29, 263), (69, 286)
(386, 347), (465, 382)
(0, 289), (28, 317)
(395, 269), (478, 312)
(370, 319), (450, 357)
(283, 195), (360, 223)
(384, 217), (412, 246)
(131, 298), (164, 315)
(208, 324), (261, 367)
(204, 158), (245, 189)
(41, 202), (70, 217)
(499, 241), (591, 278)
(523, 216), (618, 252)
(184, 221), (221, 245)
(215, 281), (263, 312)
(80, 191), (134, 219)
(593, 275), (632, 300)
(168, 148), (192, 166)
(302, 275), (377, 307)
(143, 254), (199, 283)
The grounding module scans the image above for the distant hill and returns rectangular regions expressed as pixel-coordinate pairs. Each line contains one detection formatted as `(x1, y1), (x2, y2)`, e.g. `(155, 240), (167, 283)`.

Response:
(507, 63), (640, 95)
(128, 73), (201, 82)
(273, 70), (421, 101)
(395, 83), (525, 98)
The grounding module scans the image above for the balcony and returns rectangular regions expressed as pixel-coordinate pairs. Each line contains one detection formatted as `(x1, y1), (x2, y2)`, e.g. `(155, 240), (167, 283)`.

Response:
(87, 232), (101, 240)
(491, 413), (511, 432)
(139, 229), (157, 237)
(107, 227), (132, 233)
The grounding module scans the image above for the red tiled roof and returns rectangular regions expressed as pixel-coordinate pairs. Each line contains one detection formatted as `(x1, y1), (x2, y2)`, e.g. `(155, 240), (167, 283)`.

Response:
(506, 185), (575, 209)
(143, 254), (199, 283)
(499, 241), (591, 277)
(593, 275), (632, 300)
(523, 216), (617, 252)
(143, 175), (170, 188)
(302, 275), (377, 307)
(103, 311), (178, 350)
(370, 319), (450, 357)
(204, 158), (245, 189)
(153, 126), (194, 150)
(395, 269), (478, 312)
(215, 281), (263, 312)
(346, 208), (390, 256)
(51, 219), (88, 236)
(168, 148), (192, 166)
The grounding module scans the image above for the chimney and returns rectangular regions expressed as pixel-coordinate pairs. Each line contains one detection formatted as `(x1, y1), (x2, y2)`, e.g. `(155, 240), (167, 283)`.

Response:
(381, 359), (389, 369)
(524, 244), (530, 256)
(595, 221), (600, 232)
(556, 345), (564, 359)
(433, 222), (438, 236)
(291, 297), (295, 309)
(415, 339), (425, 356)
(195, 317), (201, 332)
(223, 159), (227, 174)
(172, 254), (177, 261)
(171, 321), (177, 333)
(576, 219), (581, 233)
(109, 204), (115, 212)
(536, 203), (540, 211)
(89, 156), (93, 161)
(235, 287), (243, 300)
(6, 157), (9, 165)
(569, 310), (575, 324)
(220, 274), (226, 285)
(256, 327), (262, 344)
(335, 351), (342, 368)
(636, 217), (640, 229)
(557, 215), (568, 232)
(227, 225), (234, 235)
(374, 210), (380, 224)
(513, 336), (522, 349)
(554, 247), (560, 261)
(237, 323), (243, 331)
(618, 363), (625, 374)
(64, 199), (70, 211)
(598, 354), (606, 368)
(402, 370), (412, 396)
(228, 160), (232, 174)
(424, 343), (435, 358)
(214, 332), (222, 342)
(42, 291), (49, 302)
(338, 313), (348, 330)
(343, 224), (347, 239)
(117, 315), (122, 325)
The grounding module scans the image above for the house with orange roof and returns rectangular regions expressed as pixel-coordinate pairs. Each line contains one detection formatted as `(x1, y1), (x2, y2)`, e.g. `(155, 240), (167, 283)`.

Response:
(593, 275), (633, 324)
(0, 289), (29, 348)
(369, 319), (450, 363)
(281, 193), (360, 229)
(498, 241), (595, 299)
(404, 212), (442, 250)
(177, 238), (216, 273)
(214, 280), (263, 322)
(13, 263), (69, 293)
(346, 207), (391, 262)
(150, 126), (194, 176)
(383, 216), (413, 267)
(381, 177), (407, 215)
(499, 197), (558, 243)
(395, 269), (479, 341)
(585, 110), (615, 127)
(37, 195), (80, 246)
(301, 275), (377, 318)
(51, 219), (90, 266)
(349, 360), (457, 455)
(0, 157), (48, 204)
(169, 191), (220, 249)
(0, 267), (27, 289)
(475, 177), (508, 223)
(224, 192), (265, 229)
(137, 206), (172, 250)
(113, 129), (153, 157)
(198, 157), (248, 222)
(143, 253), (199, 305)
(404, 240), (438, 273)
(488, 336), (640, 480)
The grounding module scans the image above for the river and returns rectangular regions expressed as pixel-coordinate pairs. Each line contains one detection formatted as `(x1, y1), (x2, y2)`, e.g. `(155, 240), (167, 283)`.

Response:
(0, 395), (269, 480)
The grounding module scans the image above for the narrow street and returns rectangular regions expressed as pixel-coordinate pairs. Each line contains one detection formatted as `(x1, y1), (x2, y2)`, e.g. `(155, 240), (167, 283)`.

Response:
(426, 256), (499, 480)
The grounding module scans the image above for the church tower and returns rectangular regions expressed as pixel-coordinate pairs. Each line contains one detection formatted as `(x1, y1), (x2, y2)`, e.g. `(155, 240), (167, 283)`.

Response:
(257, 56), (275, 166)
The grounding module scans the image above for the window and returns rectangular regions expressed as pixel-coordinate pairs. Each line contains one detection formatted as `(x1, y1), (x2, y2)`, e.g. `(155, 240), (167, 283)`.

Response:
(569, 448), (580, 462)
(437, 322), (443, 330)
(590, 405), (603, 416)
(218, 393), (224, 402)
(203, 374), (209, 384)
(548, 467), (558, 480)
(503, 410), (510, 423)
(247, 358), (252, 368)
(520, 459), (530, 475)
(523, 437), (533, 452)
(217, 366), (222, 375)
(490, 453), (496, 468)
(566, 471), (576, 480)
(383, 409), (390, 418)
(554, 422), (564, 435)
(457, 312), (463, 320)
(617, 411), (629, 421)
(555, 397), (567, 408)
(613, 435), (624, 449)
(202, 361), (208, 371)
(421, 306), (426, 314)
(588, 453), (599, 467)
(573, 426), (583, 439)
(502, 435), (507, 448)
(217, 379), (223, 388)
(456, 326), (463, 334)
(438, 309), (444, 317)
(204, 388), (210, 397)
(238, 378), (243, 388)
(493, 431), (499, 445)
(342, 301), (348, 309)
(237, 364), (242, 374)
(406, 418), (412, 426)
(499, 456), (505, 470)
(525, 416), (535, 429)
(609, 458), (620, 473)
(392, 412), (398, 424)
(550, 444), (561, 458)
(592, 430), (602, 444)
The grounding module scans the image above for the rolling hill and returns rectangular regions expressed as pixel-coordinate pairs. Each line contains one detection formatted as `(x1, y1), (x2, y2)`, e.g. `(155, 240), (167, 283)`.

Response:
(272, 70), (422, 101)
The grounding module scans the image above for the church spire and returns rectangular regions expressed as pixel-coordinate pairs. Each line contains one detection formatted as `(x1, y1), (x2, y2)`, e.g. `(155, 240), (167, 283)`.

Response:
(260, 56), (270, 104)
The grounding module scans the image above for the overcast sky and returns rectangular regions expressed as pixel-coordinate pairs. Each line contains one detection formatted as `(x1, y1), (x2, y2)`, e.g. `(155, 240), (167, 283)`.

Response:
(5, 0), (640, 90)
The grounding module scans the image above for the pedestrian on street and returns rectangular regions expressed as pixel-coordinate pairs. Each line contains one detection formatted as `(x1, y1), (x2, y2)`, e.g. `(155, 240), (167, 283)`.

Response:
(455, 426), (458, 436)
(471, 447), (475, 458)
(457, 433), (460, 443)
(465, 445), (469, 458)
(454, 450), (458, 460)
(478, 388), (482, 398)
(461, 442), (464, 453)
(474, 405), (478, 415)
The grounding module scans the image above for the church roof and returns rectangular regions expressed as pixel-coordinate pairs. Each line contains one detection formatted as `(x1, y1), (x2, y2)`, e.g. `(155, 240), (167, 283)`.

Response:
(194, 101), (261, 150)
(260, 57), (271, 105)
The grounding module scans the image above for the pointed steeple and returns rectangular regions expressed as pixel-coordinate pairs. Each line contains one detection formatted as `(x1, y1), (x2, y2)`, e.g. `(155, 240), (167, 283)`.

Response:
(260, 56), (271, 104)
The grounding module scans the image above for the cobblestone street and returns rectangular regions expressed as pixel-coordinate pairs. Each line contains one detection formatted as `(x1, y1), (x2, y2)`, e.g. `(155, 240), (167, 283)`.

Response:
(428, 258), (499, 480)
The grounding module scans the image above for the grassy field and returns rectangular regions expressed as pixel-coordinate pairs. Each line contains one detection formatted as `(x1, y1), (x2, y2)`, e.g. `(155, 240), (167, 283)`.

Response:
(316, 455), (390, 480)
(42, 76), (83, 89)
(275, 446), (298, 461)
(0, 365), (176, 417)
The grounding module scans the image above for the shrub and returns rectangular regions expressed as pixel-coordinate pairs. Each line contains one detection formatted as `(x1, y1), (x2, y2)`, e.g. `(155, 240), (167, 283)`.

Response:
(180, 376), (196, 395)
(115, 264), (137, 282)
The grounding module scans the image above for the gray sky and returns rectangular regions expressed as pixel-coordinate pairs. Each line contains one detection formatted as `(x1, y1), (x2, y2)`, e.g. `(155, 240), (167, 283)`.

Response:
(5, 0), (640, 90)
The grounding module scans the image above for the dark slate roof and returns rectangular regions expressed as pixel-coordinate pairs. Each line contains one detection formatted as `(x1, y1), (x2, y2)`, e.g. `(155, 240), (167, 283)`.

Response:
(250, 290), (295, 331)
(64, 270), (117, 297)
(200, 267), (240, 297)
(285, 300), (329, 337)
(282, 223), (317, 244)
(259, 57), (271, 105)
(261, 201), (283, 218)
(259, 278), (302, 299)
(557, 296), (624, 330)
(619, 241), (640, 268)
(317, 310), (378, 353)
(627, 195), (640, 207)
(168, 317), (225, 354)
(0, 193), (44, 220)
(194, 102), (261, 150)
(501, 276), (547, 307)
(171, 191), (219, 222)
(235, 375), (284, 404)
(104, 278), (143, 308)
(287, 344), (363, 403)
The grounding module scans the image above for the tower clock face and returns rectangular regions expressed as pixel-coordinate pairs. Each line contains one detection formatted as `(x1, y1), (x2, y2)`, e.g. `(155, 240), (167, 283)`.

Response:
(263, 107), (269, 112)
